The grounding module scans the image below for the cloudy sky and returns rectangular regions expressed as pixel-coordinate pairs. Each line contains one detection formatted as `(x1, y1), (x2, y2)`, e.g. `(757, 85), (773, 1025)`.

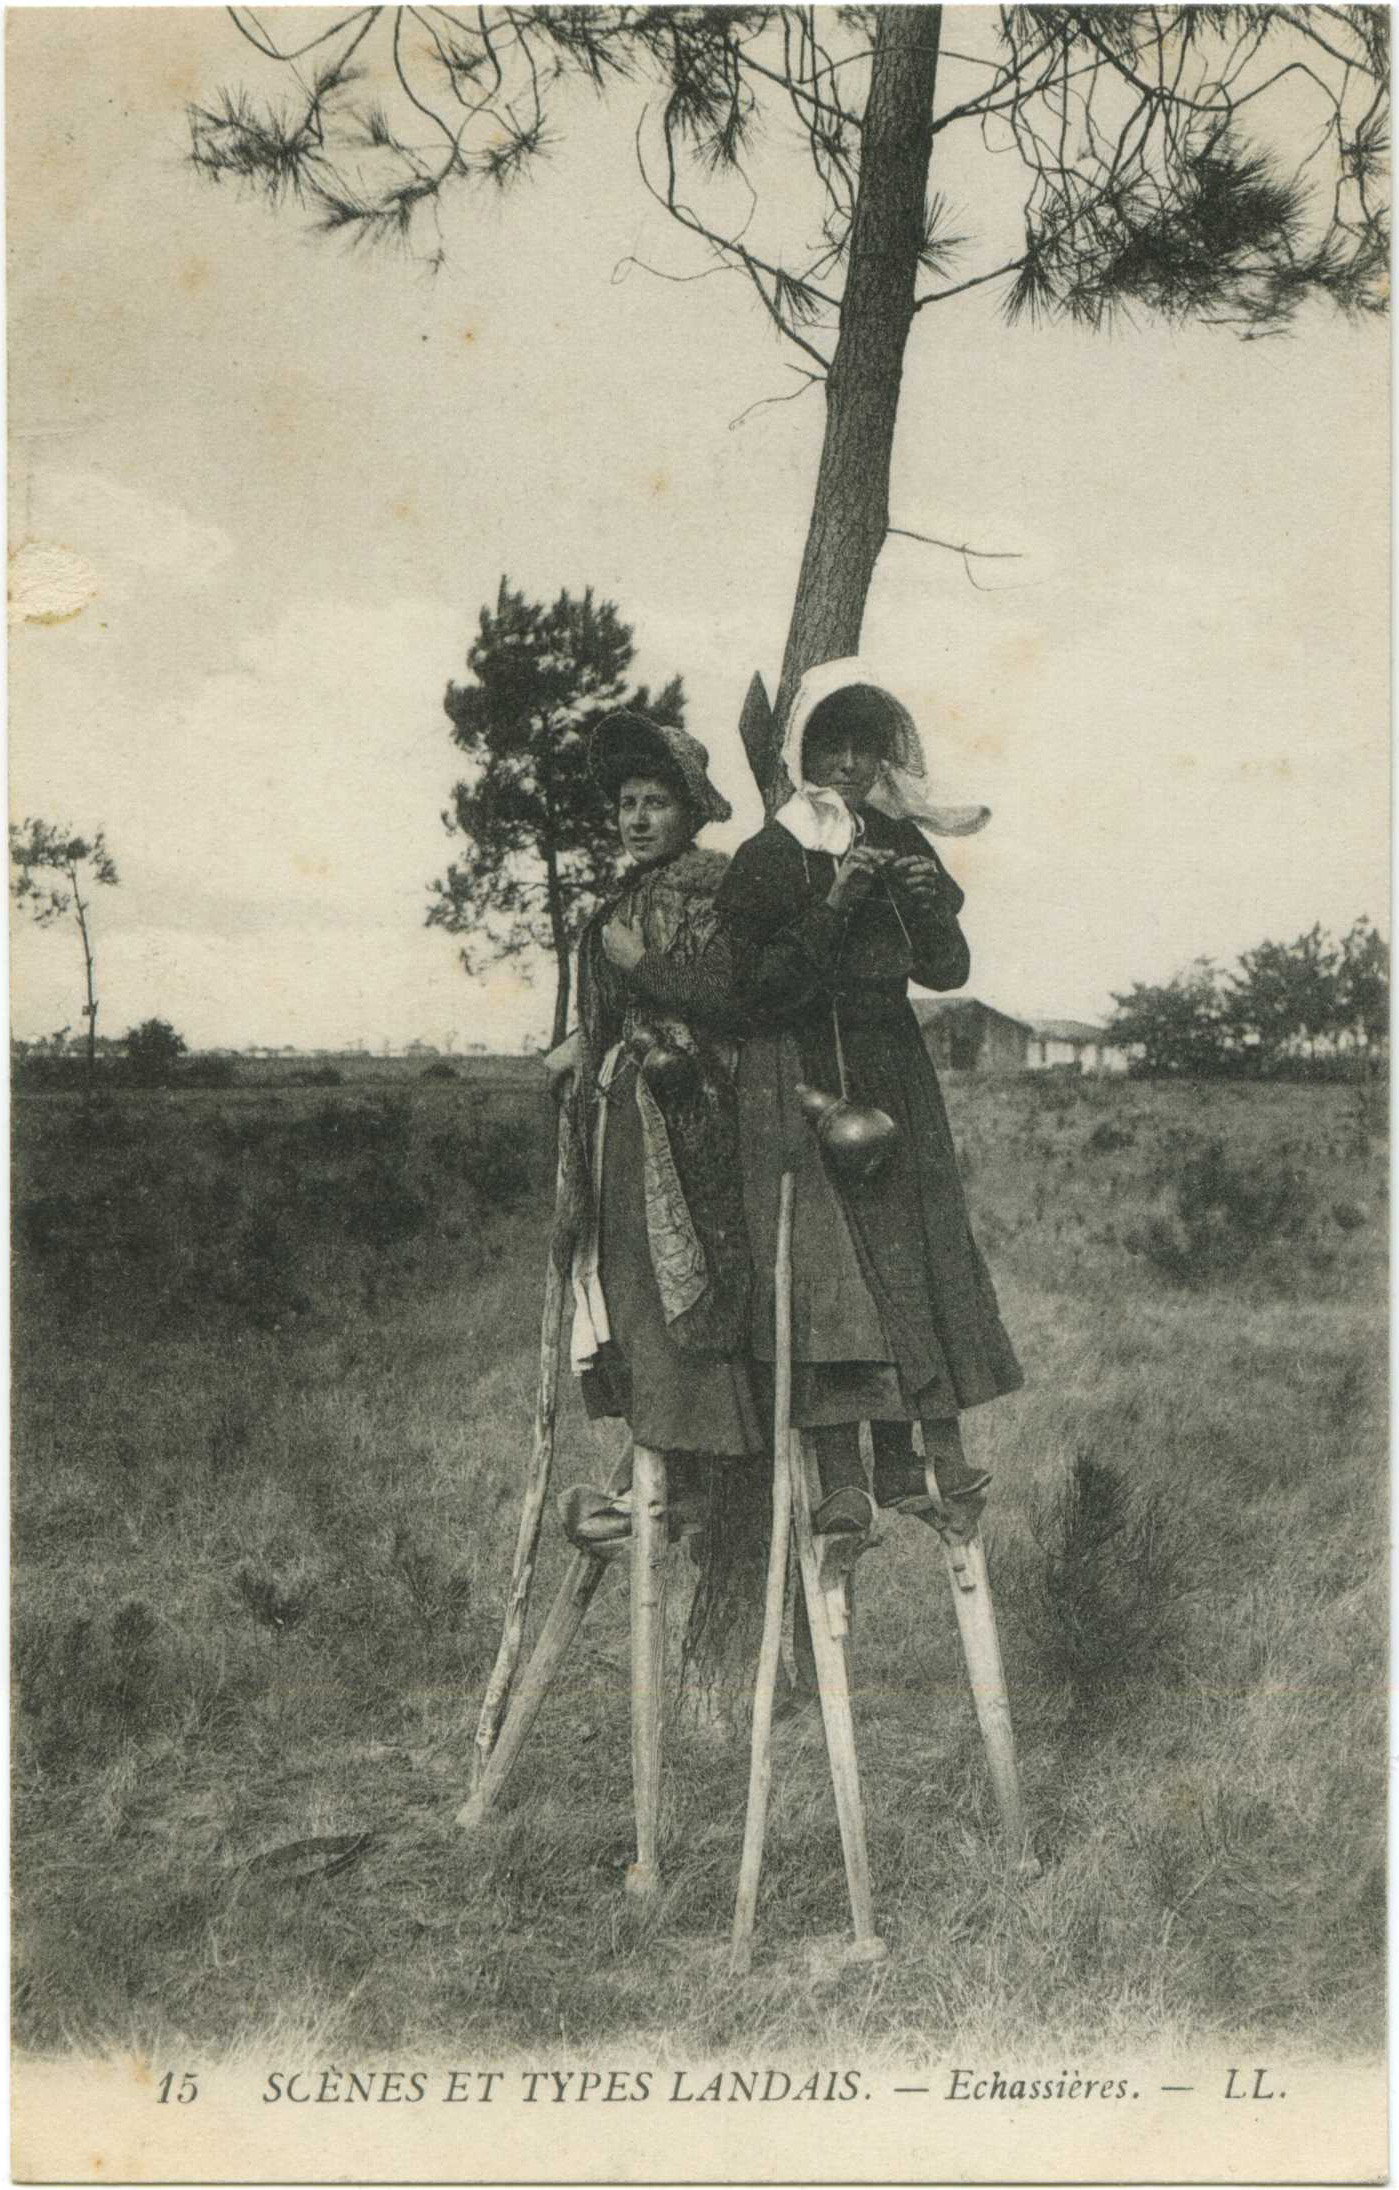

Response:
(8, 7), (1388, 1052)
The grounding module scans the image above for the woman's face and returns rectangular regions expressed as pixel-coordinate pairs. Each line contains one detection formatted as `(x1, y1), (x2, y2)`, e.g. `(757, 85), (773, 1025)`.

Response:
(617, 774), (695, 867)
(802, 721), (885, 808)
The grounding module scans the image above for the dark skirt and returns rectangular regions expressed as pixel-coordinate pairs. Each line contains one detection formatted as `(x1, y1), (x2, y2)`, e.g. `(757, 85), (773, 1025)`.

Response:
(580, 1073), (765, 1458)
(738, 999), (1023, 1424)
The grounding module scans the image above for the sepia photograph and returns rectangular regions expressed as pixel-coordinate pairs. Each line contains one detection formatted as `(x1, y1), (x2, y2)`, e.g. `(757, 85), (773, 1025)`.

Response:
(7, 4), (1389, 2181)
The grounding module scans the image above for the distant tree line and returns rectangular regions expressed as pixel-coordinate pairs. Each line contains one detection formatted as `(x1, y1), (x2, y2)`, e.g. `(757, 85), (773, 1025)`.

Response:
(1107, 919), (1388, 1078)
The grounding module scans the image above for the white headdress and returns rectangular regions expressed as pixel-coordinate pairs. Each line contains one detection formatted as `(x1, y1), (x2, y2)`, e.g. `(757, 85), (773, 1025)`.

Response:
(774, 657), (990, 858)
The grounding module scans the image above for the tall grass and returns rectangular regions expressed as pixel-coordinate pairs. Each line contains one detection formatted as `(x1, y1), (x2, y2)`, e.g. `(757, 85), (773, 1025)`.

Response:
(11, 1073), (1386, 2060)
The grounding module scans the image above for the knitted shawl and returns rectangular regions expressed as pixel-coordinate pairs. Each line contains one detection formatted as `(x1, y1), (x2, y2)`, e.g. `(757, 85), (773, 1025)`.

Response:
(557, 847), (751, 1359)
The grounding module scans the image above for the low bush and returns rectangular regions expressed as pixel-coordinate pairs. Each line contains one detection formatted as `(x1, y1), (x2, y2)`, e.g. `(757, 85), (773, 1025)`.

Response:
(467, 1114), (536, 1210)
(1028, 1452), (1191, 1731)
(1029, 1069), (1080, 1114)
(342, 1161), (430, 1251)
(11, 1053), (102, 1093)
(295, 1094), (412, 1162)
(390, 1524), (475, 1633)
(219, 1211), (314, 1329)
(65, 1096), (133, 1150)
(1137, 1138), (1315, 1285)
(180, 1054), (240, 1090)
(12, 1081), (550, 1345)
(1349, 1077), (1388, 1159)
(15, 1598), (210, 1773)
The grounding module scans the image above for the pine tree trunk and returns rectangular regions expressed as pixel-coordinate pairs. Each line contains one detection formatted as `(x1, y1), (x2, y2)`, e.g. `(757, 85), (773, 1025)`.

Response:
(680, 7), (943, 1738)
(677, 1460), (773, 1740)
(71, 864), (98, 1094)
(775, 5), (942, 725)
(544, 844), (572, 1049)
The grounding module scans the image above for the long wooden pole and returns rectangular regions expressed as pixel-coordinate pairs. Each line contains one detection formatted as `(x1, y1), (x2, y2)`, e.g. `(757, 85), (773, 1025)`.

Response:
(470, 1127), (571, 1788)
(458, 1443), (631, 1832)
(730, 1172), (798, 1974)
(626, 1444), (668, 1899)
(937, 1510), (1039, 1878)
(789, 1437), (885, 1955)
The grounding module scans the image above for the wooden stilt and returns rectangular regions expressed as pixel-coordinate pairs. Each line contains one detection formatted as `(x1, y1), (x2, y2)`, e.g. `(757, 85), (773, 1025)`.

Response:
(730, 1174), (797, 1975)
(789, 1430), (886, 1960)
(626, 1443), (668, 1899)
(457, 1446), (629, 1833)
(933, 1475), (1039, 1878)
(470, 1130), (571, 1788)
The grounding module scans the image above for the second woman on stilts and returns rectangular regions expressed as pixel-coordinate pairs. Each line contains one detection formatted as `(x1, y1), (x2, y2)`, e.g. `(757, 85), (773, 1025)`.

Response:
(550, 710), (764, 1552)
(713, 659), (1023, 1576)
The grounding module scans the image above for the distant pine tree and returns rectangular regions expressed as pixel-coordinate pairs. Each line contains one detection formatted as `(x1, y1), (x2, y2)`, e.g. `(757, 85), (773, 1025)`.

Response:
(427, 579), (685, 1047)
(9, 819), (119, 1091)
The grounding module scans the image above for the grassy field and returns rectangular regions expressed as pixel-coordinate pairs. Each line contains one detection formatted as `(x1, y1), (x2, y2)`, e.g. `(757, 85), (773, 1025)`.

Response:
(11, 1066), (1387, 2066)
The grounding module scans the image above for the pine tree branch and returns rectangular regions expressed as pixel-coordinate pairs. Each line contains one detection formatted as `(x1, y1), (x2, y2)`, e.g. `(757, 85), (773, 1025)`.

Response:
(391, 8), (470, 168)
(886, 523), (1026, 593)
(196, 6), (1388, 337)
(636, 106), (835, 371)
(734, 20), (864, 138)
(728, 365), (824, 429)
(913, 255), (1026, 310)
(228, 7), (381, 68)
(1275, 7), (1385, 80)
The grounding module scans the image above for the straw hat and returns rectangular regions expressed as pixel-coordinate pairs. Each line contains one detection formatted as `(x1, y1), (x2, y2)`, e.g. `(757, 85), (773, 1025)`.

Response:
(590, 711), (732, 826)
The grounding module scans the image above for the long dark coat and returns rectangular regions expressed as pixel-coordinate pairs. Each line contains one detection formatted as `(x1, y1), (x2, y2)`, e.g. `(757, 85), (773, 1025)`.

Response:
(711, 808), (1023, 1424)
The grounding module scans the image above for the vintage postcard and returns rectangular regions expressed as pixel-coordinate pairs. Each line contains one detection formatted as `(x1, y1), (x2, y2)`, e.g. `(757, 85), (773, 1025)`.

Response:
(8, 4), (1388, 2183)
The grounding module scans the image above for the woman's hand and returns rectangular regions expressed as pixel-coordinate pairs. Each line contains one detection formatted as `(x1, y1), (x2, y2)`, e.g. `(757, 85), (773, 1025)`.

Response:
(602, 911), (646, 971)
(826, 844), (893, 914)
(890, 853), (945, 909)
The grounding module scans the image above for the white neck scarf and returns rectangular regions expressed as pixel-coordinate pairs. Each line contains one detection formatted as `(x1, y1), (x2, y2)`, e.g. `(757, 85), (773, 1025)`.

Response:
(773, 782), (863, 857)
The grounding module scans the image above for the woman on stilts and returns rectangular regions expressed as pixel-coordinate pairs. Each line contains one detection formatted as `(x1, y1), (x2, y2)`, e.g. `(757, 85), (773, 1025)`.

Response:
(713, 660), (1023, 1630)
(550, 712), (764, 1553)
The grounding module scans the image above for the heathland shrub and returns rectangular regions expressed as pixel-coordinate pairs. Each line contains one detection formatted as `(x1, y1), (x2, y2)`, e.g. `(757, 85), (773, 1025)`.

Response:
(13, 1190), (86, 1261)
(212, 1108), (287, 1160)
(342, 1161), (430, 1251)
(17, 1599), (164, 1769)
(1349, 1077), (1388, 1160)
(220, 1211), (313, 1329)
(11, 1052), (101, 1093)
(1029, 1452), (1189, 1730)
(13, 1082), (547, 1340)
(181, 1053), (240, 1089)
(1028, 1070), (1079, 1116)
(427, 1112), (537, 1212)
(390, 1524), (475, 1633)
(466, 1115), (535, 1210)
(235, 1563), (313, 1633)
(1138, 1138), (1315, 1285)
(297, 1095), (412, 1162)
